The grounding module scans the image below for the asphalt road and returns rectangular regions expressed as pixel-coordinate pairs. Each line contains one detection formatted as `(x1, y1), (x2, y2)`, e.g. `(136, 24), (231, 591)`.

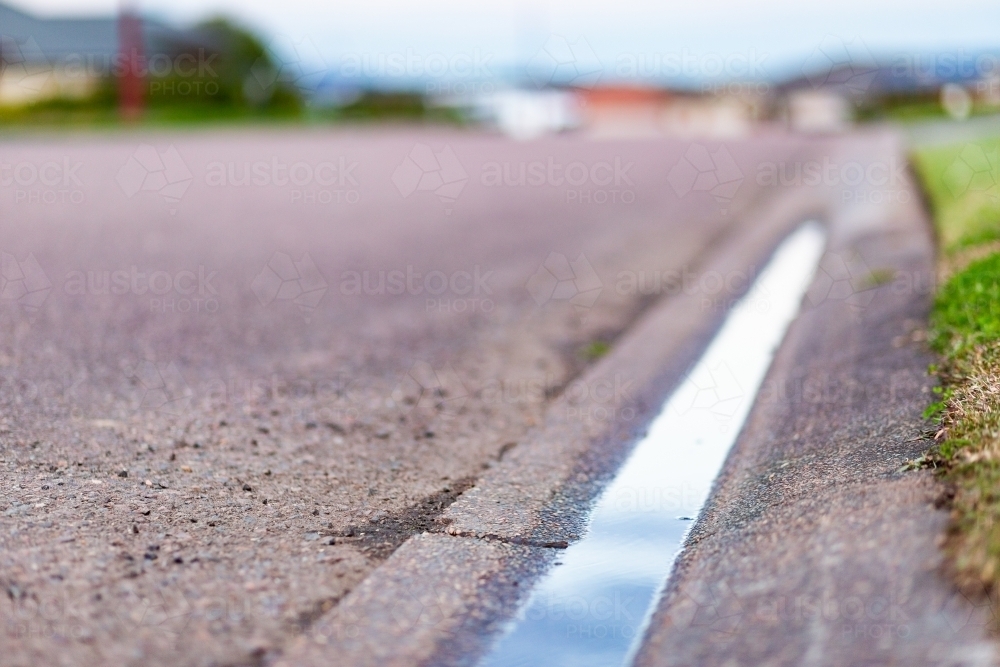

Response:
(0, 126), (976, 667)
(0, 126), (823, 666)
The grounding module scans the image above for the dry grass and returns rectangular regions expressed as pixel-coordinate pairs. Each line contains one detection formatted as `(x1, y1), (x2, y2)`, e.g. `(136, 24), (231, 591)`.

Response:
(934, 345), (1000, 591)
(913, 139), (1000, 597)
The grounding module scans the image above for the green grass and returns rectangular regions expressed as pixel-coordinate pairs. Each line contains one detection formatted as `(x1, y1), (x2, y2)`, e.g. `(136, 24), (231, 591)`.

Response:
(857, 98), (948, 123)
(915, 137), (1000, 592)
(581, 341), (611, 361)
(931, 254), (1000, 355)
(912, 139), (1000, 251)
(925, 258), (1000, 589)
(0, 91), (464, 134)
(0, 104), (303, 131)
(861, 267), (897, 290)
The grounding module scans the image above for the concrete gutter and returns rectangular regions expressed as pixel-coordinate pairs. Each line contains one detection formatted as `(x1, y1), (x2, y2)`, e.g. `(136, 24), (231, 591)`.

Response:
(277, 130), (988, 667)
(634, 133), (997, 666)
(276, 181), (826, 667)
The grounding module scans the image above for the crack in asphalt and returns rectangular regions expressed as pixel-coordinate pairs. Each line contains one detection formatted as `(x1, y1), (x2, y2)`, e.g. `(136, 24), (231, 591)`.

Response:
(440, 528), (571, 549)
(322, 476), (478, 561)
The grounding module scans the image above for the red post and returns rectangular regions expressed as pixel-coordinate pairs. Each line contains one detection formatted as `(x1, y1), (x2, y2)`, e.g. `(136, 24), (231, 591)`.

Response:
(117, 5), (145, 120)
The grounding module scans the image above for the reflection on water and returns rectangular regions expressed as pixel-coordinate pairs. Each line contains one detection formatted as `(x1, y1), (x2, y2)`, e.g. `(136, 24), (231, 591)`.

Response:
(480, 222), (826, 667)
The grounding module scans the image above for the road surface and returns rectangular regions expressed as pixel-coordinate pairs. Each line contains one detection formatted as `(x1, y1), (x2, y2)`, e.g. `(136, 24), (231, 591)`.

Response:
(0, 126), (985, 666)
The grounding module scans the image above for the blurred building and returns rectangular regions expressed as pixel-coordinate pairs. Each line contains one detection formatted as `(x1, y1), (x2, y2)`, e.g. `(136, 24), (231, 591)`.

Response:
(779, 52), (1000, 131)
(576, 86), (757, 139)
(0, 2), (210, 106)
(457, 85), (761, 140)
(784, 89), (852, 133)
(474, 89), (581, 140)
(776, 64), (876, 132)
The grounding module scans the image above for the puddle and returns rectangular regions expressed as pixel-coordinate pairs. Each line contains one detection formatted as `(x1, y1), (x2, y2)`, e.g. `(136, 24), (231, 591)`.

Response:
(479, 222), (827, 667)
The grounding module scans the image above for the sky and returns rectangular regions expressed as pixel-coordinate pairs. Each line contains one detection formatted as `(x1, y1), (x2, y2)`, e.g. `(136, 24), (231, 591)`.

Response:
(8, 0), (1000, 86)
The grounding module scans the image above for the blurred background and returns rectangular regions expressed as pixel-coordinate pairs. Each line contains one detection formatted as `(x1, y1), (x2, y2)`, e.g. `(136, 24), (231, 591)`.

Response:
(1, 0), (999, 138)
(2, 3), (1000, 664)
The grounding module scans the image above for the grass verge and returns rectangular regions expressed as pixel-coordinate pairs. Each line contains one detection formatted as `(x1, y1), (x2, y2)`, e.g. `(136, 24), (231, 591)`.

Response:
(911, 138), (1000, 251)
(0, 93), (464, 134)
(913, 136), (1000, 593)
